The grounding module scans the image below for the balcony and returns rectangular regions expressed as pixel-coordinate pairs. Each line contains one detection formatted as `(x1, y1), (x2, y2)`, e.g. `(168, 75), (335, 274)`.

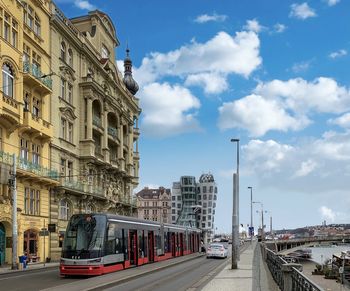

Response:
(0, 94), (21, 126)
(108, 126), (118, 140)
(23, 62), (52, 95)
(60, 179), (104, 196)
(118, 195), (137, 207)
(133, 127), (140, 139)
(93, 115), (103, 129)
(17, 157), (59, 184)
(22, 111), (52, 140)
(0, 150), (13, 166)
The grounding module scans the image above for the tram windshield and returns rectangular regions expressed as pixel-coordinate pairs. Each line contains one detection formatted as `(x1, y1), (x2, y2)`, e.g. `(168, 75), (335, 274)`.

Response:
(62, 214), (107, 259)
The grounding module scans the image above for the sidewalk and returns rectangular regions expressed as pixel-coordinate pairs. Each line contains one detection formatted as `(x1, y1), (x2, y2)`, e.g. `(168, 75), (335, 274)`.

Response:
(202, 242), (279, 291)
(0, 262), (59, 274)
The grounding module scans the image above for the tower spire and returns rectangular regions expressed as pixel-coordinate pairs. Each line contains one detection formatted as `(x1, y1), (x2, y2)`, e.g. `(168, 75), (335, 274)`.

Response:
(123, 46), (139, 95)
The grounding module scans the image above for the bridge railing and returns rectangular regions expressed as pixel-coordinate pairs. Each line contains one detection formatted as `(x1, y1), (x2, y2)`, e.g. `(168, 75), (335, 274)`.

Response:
(264, 246), (324, 291)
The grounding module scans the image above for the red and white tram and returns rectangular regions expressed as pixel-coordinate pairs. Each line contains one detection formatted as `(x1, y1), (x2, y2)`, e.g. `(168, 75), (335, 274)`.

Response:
(60, 213), (201, 276)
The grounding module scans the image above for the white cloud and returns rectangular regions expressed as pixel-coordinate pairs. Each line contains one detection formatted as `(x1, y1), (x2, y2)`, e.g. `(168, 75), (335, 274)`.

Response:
(319, 206), (336, 222)
(185, 72), (228, 94)
(290, 3), (317, 20)
(294, 159), (318, 177)
(139, 82), (201, 137)
(244, 19), (265, 33)
(194, 13), (228, 23)
(291, 60), (311, 73)
(217, 94), (309, 136)
(329, 49), (347, 59)
(74, 0), (95, 10)
(133, 30), (262, 88)
(328, 112), (350, 128)
(243, 139), (294, 173)
(241, 132), (350, 193)
(326, 0), (340, 6)
(254, 77), (350, 114)
(273, 23), (287, 33)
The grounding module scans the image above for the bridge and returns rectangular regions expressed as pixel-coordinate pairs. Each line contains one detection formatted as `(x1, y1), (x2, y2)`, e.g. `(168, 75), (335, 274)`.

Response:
(264, 235), (350, 254)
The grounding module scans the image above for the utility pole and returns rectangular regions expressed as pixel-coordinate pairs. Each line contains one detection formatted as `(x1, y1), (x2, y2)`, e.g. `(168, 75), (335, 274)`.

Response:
(11, 154), (18, 270)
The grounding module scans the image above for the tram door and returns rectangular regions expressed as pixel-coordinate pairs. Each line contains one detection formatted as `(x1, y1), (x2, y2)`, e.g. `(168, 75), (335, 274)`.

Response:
(129, 230), (138, 266)
(0, 223), (5, 266)
(171, 233), (176, 257)
(179, 233), (184, 256)
(148, 231), (154, 262)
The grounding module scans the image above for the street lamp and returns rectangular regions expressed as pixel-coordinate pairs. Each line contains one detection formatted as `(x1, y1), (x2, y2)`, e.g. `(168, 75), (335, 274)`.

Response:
(230, 138), (239, 269)
(247, 186), (253, 242)
(253, 201), (264, 241)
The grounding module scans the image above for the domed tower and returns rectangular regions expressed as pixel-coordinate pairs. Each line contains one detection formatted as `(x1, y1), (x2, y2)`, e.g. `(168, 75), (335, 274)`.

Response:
(123, 47), (139, 95)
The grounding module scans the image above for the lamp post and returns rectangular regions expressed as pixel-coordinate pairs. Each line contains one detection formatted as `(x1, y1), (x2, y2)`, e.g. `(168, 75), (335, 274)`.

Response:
(253, 201), (264, 241)
(247, 186), (253, 242)
(230, 138), (239, 269)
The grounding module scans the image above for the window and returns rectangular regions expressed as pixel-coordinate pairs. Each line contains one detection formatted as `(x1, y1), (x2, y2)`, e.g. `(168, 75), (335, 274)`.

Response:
(172, 202), (175, 208)
(61, 118), (66, 139)
(203, 194), (207, 200)
(67, 161), (73, 181)
(60, 158), (66, 177)
(177, 203), (181, 209)
(34, 15), (40, 36)
(60, 78), (66, 99)
(172, 196), (175, 201)
(24, 187), (40, 215)
(68, 49), (73, 66)
(23, 44), (30, 64)
(32, 143), (40, 165)
(203, 186), (207, 193)
(2, 63), (14, 97)
(4, 12), (10, 42)
(60, 42), (66, 61)
(101, 45), (109, 58)
(12, 20), (17, 47)
(209, 186), (213, 193)
(68, 83), (73, 104)
(32, 97), (40, 118)
(68, 122), (73, 143)
(172, 209), (175, 214)
(59, 199), (71, 220)
(24, 92), (30, 112)
(20, 138), (29, 160)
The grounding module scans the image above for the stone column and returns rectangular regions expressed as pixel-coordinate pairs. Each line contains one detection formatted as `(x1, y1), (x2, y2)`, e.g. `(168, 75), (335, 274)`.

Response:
(282, 263), (303, 291)
(86, 96), (92, 140)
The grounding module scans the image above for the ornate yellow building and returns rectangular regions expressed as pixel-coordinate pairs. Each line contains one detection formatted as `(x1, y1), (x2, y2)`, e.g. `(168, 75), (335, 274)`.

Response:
(0, 0), (57, 266)
(49, 5), (141, 260)
(0, 1), (140, 265)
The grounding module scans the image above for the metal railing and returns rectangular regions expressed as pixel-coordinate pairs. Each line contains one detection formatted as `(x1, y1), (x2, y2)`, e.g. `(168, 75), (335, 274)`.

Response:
(92, 115), (102, 128)
(292, 267), (324, 291)
(108, 126), (118, 138)
(23, 61), (53, 89)
(265, 247), (323, 291)
(18, 157), (59, 180)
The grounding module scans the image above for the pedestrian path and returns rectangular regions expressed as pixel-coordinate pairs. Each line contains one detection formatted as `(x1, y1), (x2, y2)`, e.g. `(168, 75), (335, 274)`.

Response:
(0, 262), (59, 274)
(202, 242), (279, 291)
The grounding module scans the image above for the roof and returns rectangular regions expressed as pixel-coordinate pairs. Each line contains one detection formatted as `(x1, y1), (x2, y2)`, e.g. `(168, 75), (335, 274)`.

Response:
(136, 187), (171, 199)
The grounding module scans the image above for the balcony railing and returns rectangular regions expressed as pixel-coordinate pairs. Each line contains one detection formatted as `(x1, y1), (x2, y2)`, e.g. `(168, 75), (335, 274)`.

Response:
(118, 196), (137, 207)
(18, 157), (59, 180)
(108, 126), (118, 139)
(60, 179), (104, 196)
(23, 61), (52, 89)
(93, 115), (102, 128)
(0, 150), (13, 166)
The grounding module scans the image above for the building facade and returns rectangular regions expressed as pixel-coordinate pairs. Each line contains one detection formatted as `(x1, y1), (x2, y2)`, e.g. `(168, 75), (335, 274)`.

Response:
(197, 173), (217, 244)
(0, 0), (57, 265)
(0, 0), (141, 264)
(173, 176), (197, 228)
(136, 187), (171, 223)
(49, 5), (141, 260)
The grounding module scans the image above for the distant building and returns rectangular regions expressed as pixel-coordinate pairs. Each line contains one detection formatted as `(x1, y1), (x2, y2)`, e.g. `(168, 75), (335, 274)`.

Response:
(171, 174), (218, 244)
(172, 176), (197, 227)
(136, 187), (171, 223)
(197, 174), (218, 243)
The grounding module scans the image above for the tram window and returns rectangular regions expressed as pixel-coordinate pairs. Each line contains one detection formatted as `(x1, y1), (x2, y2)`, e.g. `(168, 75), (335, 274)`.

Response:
(106, 224), (116, 255)
(155, 231), (162, 255)
(123, 229), (129, 261)
(138, 231), (144, 258)
(115, 229), (123, 254)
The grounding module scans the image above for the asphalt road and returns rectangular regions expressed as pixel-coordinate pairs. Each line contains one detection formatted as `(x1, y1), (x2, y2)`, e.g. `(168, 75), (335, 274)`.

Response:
(0, 243), (241, 291)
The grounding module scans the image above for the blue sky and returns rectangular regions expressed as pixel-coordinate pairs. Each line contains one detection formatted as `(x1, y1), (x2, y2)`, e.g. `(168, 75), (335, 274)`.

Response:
(57, 0), (350, 233)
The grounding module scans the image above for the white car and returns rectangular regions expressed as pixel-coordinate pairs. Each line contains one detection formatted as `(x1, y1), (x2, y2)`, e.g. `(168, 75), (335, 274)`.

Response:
(206, 243), (228, 259)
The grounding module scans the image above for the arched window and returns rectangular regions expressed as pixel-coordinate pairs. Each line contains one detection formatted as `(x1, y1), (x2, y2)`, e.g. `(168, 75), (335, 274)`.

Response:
(59, 199), (71, 220)
(60, 41), (66, 61)
(2, 63), (14, 97)
(68, 49), (73, 66)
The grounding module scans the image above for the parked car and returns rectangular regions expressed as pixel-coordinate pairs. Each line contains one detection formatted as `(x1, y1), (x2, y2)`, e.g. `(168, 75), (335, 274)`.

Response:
(206, 243), (228, 259)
